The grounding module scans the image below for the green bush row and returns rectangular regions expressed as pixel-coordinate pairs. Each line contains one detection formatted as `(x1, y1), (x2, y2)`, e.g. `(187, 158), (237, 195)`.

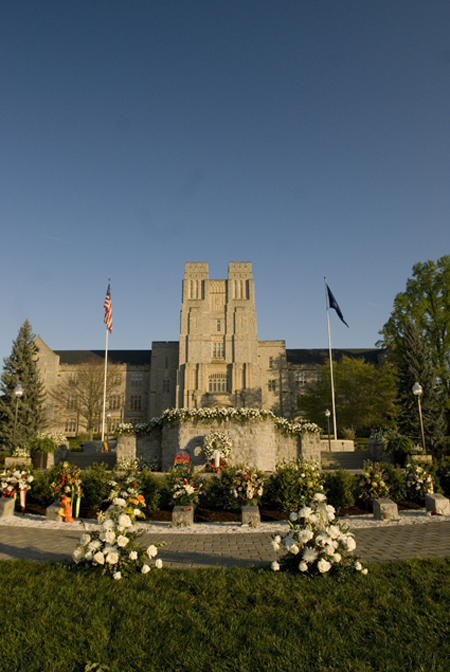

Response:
(26, 457), (450, 515)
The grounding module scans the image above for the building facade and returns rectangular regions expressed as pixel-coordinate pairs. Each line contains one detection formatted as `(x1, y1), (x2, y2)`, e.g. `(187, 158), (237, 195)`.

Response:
(36, 262), (386, 436)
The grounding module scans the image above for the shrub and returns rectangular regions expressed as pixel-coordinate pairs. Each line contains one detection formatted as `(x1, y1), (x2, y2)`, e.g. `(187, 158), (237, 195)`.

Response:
(430, 457), (450, 496)
(26, 470), (53, 507)
(323, 469), (358, 512)
(139, 469), (164, 511)
(200, 475), (226, 509)
(80, 463), (110, 510)
(263, 459), (324, 513)
(382, 464), (407, 502)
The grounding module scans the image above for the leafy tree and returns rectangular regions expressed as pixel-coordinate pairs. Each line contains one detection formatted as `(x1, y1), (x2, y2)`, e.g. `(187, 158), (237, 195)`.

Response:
(301, 356), (398, 435)
(47, 360), (124, 438)
(394, 319), (446, 449)
(0, 320), (45, 448)
(378, 256), (450, 424)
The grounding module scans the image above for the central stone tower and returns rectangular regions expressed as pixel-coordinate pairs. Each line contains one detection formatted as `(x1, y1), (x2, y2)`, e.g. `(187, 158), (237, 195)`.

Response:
(176, 262), (260, 409)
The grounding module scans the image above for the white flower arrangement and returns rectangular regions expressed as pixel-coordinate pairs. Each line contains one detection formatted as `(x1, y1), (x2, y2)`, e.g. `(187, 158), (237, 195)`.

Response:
(72, 498), (163, 578)
(202, 431), (233, 461)
(0, 466), (34, 497)
(271, 493), (368, 576)
(11, 447), (31, 458)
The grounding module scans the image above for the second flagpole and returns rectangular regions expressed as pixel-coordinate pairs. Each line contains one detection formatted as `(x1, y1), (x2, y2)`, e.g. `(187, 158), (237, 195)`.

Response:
(324, 277), (337, 441)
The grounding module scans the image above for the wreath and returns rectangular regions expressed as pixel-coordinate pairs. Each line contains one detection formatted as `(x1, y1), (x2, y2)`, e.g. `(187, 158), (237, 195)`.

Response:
(202, 431), (233, 460)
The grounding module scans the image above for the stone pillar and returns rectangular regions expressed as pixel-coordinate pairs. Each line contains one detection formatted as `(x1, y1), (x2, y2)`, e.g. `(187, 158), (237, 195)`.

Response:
(116, 435), (137, 463)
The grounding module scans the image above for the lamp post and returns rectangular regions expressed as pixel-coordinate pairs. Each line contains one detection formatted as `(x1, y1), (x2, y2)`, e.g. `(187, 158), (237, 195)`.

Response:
(325, 409), (331, 452)
(13, 384), (24, 447)
(412, 382), (426, 452)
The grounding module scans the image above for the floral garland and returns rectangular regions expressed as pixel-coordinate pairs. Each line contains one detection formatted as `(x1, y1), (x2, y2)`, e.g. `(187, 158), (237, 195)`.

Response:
(202, 431), (233, 461)
(231, 467), (264, 506)
(271, 493), (368, 576)
(72, 499), (163, 579)
(358, 461), (390, 501)
(117, 407), (320, 437)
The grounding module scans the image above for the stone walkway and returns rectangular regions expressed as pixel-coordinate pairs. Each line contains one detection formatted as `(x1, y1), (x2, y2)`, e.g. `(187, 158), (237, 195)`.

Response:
(1, 520), (450, 567)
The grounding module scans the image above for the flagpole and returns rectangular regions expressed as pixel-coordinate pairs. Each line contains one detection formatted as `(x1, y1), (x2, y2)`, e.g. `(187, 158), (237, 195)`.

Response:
(101, 326), (108, 442)
(101, 278), (112, 444)
(324, 277), (337, 440)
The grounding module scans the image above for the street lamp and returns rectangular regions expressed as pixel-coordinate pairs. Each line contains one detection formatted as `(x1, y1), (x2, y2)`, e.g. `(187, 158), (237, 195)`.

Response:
(325, 409), (331, 452)
(412, 382), (426, 452)
(13, 384), (23, 447)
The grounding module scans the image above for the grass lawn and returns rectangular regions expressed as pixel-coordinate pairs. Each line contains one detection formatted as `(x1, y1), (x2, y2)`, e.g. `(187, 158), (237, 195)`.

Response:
(1, 558), (450, 672)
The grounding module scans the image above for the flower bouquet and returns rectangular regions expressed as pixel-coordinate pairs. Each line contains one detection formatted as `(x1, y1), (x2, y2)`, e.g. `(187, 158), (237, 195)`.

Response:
(0, 465), (34, 512)
(230, 467), (264, 507)
(404, 462), (434, 503)
(170, 465), (203, 507)
(358, 461), (390, 503)
(271, 493), (368, 576)
(72, 498), (163, 579)
(51, 462), (82, 519)
(109, 462), (146, 517)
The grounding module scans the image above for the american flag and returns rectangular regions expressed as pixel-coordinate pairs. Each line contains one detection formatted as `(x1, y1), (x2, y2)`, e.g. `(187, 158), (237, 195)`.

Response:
(104, 282), (112, 334)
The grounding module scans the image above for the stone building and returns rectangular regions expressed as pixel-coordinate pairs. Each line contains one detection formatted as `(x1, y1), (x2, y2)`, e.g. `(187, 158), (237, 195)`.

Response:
(36, 262), (385, 436)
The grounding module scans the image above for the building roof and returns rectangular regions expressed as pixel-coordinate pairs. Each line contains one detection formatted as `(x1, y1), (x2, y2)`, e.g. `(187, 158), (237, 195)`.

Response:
(286, 348), (387, 366)
(54, 350), (152, 366)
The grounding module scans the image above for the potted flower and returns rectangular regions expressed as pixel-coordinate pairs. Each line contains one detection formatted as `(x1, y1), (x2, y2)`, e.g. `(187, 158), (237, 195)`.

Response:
(169, 465), (203, 527)
(28, 431), (67, 471)
(229, 466), (265, 527)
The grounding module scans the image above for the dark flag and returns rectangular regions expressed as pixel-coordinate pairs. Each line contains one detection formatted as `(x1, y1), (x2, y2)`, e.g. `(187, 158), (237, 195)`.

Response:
(326, 284), (349, 328)
(104, 282), (113, 334)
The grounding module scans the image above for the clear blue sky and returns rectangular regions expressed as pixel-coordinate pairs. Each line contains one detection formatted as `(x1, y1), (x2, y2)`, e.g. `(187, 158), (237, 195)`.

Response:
(1, 0), (449, 362)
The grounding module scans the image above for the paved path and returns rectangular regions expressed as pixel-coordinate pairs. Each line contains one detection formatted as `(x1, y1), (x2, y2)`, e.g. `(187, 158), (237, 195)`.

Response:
(1, 521), (450, 567)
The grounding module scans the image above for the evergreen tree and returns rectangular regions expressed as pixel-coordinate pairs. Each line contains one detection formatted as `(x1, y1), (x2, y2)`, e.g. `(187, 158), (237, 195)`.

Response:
(394, 319), (446, 450)
(0, 320), (45, 448)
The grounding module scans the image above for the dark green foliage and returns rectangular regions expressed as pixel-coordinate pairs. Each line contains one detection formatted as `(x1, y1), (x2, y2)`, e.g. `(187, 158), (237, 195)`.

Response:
(199, 475), (227, 509)
(384, 433), (415, 467)
(394, 319), (446, 449)
(301, 356), (398, 434)
(139, 468), (164, 511)
(433, 458), (450, 496)
(379, 256), (450, 430)
(79, 463), (110, 510)
(0, 320), (45, 448)
(382, 464), (407, 502)
(323, 469), (358, 512)
(26, 470), (54, 508)
(2, 559), (450, 671)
